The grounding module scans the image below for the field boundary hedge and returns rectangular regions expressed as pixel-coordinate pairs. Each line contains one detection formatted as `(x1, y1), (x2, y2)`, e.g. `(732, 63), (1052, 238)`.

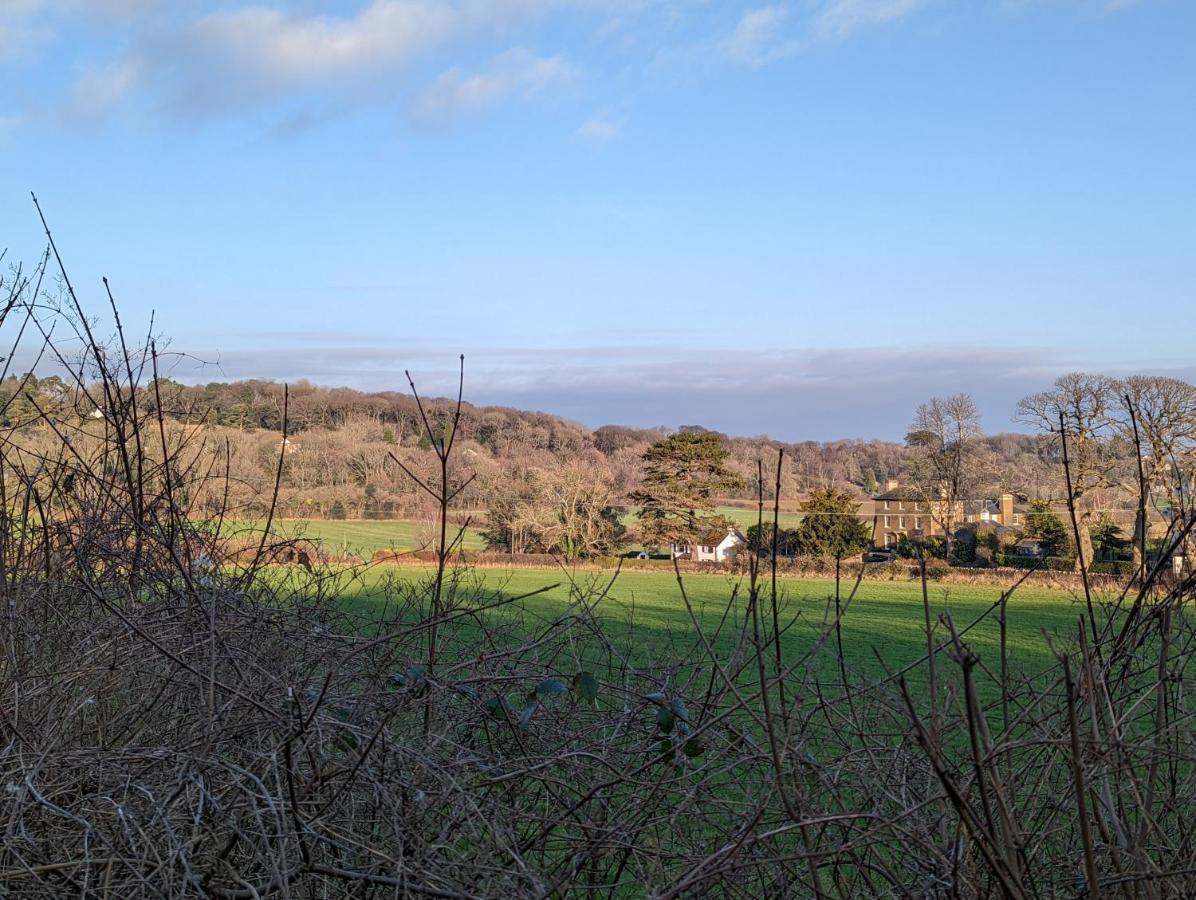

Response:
(367, 548), (1129, 590)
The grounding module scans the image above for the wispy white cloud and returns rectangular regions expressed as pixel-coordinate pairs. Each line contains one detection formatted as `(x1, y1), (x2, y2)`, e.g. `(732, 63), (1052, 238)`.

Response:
(0, 0), (146, 77)
(1, 0), (155, 45)
(721, 0), (929, 66)
(576, 114), (619, 142)
(180, 2), (461, 87)
(66, 0), (568, 119)
(412, 48), (575, 125)
(723, 5), (801, 65)
(1102, 0), (1152, 11)
(50, 0), (936, 121)
(8, 0), (1168, 129)
(1, 0), (153, 19)
(68, 58), (142, 119)
(0, 7), (52, 62)
(812, 0), (931, 41)
(1001, 0), (1155, 12)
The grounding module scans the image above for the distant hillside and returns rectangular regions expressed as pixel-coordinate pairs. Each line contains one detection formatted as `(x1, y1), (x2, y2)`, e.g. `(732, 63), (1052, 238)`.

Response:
(2, 373), (1063, 523)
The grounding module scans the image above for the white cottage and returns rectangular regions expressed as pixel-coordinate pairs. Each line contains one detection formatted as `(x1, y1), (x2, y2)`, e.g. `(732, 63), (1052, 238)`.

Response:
(671, 527), (747, 563)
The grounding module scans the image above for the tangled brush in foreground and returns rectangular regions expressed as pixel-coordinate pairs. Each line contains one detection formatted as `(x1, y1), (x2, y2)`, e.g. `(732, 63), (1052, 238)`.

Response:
(2, 234), (1195, 897)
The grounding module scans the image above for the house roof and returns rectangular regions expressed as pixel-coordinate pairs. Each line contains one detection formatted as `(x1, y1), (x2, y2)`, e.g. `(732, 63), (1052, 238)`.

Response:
(694, 526), (746, 546)
(965, 497), (1030, 516)
(1096, 507), (1170, 535)
(874, 488), (922, 501)
(957, 520), (1022, 536)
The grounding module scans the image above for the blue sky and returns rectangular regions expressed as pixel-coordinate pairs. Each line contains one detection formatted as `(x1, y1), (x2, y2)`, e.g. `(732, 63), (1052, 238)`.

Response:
(1, 0), (1193, 440)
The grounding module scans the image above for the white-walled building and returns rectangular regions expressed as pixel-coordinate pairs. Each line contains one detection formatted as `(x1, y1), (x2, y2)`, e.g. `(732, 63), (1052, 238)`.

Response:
(671, 527), (747, 563)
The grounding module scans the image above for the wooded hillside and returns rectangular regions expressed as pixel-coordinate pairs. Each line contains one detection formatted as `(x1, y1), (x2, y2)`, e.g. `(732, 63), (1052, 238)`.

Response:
(2, 373), (1066, 524)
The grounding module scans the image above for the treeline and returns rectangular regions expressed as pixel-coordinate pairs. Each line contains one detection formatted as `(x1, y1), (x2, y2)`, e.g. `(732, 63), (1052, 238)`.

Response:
(0, 372), (1070, 527)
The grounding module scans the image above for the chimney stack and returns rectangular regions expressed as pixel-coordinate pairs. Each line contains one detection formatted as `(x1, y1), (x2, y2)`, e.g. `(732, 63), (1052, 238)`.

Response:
(1000, 492), (1014, 527)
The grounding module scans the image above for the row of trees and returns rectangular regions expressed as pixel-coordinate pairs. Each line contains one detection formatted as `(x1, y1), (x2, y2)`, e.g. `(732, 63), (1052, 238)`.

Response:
(480, 431), (879, 561)
(1019, 373), (1196, 567)
(901, 375), (1195, 571)
(3, 372), (1077, 500)
(4, 370), (1192, 565)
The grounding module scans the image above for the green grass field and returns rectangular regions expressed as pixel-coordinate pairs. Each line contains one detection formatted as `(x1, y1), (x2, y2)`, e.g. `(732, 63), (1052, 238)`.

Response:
(337, 566), (1093, 704)
(243, 516), (1097, 699)
(247, 518), (488, 556)
(242, 506), (798, 559)
(618, 505), (804, 534)
(714, 505), (804, 530)
(244, 517), (1110, 698)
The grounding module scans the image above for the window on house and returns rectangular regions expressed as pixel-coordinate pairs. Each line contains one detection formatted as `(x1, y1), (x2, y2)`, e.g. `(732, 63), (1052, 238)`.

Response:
(898, 517), (905, 528)
(914, 517), (922, 530)
(701, 545), (714, 554)
(884, 516), (891, 528)
(884, 500), (890, 510)
(898, 501), (904, 511)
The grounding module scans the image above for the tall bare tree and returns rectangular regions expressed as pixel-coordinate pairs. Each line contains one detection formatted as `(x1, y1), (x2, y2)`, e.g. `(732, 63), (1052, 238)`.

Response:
(905, 393), (984, 554)
(482, 460), (624, 559)
(537, 460), (627, 559)
(1113, 375), (1196, 567)
(1016, 373), (1120, 571)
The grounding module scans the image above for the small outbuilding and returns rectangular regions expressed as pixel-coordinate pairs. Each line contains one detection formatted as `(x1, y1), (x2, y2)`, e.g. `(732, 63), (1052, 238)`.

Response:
(1013, 539), (1049, 559)
(671, 527), (747, 563)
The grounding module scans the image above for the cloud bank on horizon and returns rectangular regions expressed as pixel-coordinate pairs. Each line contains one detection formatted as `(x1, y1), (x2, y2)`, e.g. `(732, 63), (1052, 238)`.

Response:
(1, 0), (1192, 442)
(125, 335), (1187, 442)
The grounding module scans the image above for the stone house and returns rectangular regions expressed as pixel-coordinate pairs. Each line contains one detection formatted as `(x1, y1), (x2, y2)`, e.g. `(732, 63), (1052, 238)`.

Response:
(863, 480), (964, 548)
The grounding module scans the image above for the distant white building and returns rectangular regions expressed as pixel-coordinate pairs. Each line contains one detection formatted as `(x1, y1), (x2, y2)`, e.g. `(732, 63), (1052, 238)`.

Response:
(671, 527), (747, 563)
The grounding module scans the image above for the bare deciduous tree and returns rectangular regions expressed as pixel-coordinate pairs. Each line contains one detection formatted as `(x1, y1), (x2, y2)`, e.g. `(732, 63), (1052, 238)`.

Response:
(905, 393), (985, 553)
(1114, 375), (1196, 566)
(1017, 373), (1120, 571)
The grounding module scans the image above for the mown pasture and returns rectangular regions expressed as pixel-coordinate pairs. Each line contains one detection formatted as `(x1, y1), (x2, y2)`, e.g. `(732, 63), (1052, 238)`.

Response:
(245, 518), (488, 556)
(238, 506), (796, 559)
(334, 565), (1095, 706)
